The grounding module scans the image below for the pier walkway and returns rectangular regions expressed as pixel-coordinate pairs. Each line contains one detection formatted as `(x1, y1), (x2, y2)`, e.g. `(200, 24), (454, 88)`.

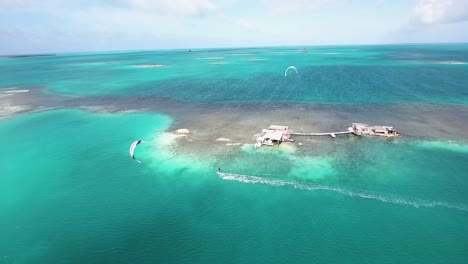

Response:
(290, 131), (353, 138)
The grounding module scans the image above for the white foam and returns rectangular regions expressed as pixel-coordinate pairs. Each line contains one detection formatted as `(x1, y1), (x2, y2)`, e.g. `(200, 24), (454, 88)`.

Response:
(437, 61), (466, 65)
(2, 89), (30, 93)
(217, 172), (468, 212)
(247, 57), (266, 61)
(209, 62), (230, 65)
(197, 57), (224, 60)
(133, 64), (165, 68)
(398, 60), (467, 65)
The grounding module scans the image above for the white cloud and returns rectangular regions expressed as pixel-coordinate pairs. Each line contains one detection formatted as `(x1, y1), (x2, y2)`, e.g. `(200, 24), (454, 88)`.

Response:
(397, 0), (468, 33)
(261, 0), (345, 14)
(237, 18), (253, 30)
(129, 0), (217, 16)
(411, 0), (468, 25)
(0, 0), (25, 7)
(1, 0), (468, 54)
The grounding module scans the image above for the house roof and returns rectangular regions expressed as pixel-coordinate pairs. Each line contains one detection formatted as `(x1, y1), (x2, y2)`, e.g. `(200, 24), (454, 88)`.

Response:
(268, 125), (289, 131)
(352, 123), (369, 128)
(264, 130), (284, 141)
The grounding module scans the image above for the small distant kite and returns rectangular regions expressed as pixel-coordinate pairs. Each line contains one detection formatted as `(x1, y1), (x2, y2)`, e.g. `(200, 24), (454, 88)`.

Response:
(284, 66), (299, 77)
(129, 140), (146, 163)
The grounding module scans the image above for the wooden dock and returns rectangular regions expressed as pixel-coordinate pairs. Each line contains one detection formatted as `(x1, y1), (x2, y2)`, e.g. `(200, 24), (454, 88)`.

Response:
(290, 131), (353, 138)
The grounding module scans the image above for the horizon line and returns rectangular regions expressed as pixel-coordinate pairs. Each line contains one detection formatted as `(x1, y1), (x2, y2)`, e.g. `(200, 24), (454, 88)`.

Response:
(2, 42), (468, 57)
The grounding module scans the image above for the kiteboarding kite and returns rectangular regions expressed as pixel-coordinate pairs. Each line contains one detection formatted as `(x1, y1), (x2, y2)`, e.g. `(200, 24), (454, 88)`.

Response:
(129, 140), (145, 163)
(284, 66), (299, 77)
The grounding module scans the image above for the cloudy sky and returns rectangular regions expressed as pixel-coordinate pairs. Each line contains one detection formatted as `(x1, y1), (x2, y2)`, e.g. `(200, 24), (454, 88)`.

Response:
(1, 0), (468, 54)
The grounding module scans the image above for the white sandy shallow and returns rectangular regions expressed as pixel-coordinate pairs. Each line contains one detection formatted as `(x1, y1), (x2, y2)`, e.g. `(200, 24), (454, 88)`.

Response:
(0, 101), (30, 118)
(157, 132), (188, 146)
(415, 140), (468, 154)
(242, 142), (297, 155)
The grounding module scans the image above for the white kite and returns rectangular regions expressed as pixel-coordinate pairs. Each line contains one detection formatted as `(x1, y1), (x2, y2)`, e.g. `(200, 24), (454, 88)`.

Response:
(129, 140), (146, 163)
(284, 66), (299, 77)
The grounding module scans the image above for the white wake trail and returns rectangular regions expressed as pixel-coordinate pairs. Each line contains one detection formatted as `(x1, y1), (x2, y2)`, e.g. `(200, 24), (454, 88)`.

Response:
(217, 172), (468, 212)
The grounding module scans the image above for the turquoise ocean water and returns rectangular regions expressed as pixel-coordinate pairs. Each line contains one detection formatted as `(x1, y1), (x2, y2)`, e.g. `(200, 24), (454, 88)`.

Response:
(1, 45), (468, 263)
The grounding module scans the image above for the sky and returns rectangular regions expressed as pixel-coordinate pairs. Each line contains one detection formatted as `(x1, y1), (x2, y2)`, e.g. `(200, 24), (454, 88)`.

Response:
(1, 0), (468, 54)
